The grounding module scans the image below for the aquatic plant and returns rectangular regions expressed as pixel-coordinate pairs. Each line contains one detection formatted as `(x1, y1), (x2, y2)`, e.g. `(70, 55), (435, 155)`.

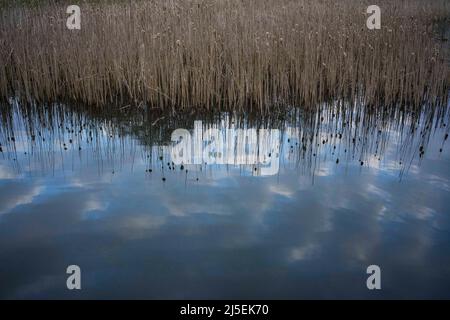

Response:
(0, 0), (449, 113)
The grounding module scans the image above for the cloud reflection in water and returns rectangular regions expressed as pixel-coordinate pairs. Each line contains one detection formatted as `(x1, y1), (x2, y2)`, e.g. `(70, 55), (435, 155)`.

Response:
(0, 104), (449, 299)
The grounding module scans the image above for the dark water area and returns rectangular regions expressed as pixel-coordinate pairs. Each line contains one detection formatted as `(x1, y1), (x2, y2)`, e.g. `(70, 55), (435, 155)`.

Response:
(0, 101), (449, 299)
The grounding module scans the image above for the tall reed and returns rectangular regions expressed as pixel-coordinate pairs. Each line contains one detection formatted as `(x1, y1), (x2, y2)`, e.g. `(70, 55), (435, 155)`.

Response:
(0, 0), (449, 113)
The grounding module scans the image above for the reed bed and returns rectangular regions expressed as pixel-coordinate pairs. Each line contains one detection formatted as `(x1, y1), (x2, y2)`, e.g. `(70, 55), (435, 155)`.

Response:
(0, 0), (449, 113)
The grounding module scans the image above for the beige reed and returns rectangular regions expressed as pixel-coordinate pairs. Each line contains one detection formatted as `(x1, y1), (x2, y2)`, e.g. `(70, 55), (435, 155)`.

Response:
(0, 0), (449, 113)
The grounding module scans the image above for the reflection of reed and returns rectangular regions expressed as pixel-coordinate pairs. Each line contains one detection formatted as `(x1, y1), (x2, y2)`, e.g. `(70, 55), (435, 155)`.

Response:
(0, 1), (448, 112)
(0, 100), (448, 180)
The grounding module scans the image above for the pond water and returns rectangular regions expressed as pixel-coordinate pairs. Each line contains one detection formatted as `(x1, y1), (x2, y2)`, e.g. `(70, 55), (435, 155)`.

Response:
(0, 102), (449, 299)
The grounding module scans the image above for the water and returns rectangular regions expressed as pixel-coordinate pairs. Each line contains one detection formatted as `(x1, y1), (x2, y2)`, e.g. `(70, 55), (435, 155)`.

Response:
(0, 102), (449, 299)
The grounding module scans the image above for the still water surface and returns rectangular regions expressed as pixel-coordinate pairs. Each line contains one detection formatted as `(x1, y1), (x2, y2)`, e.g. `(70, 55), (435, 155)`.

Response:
(0, 103), (449, 299)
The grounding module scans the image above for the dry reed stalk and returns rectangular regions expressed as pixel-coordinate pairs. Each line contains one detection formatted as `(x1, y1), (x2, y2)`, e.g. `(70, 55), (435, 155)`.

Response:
(0, 0), (448, 114)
